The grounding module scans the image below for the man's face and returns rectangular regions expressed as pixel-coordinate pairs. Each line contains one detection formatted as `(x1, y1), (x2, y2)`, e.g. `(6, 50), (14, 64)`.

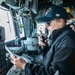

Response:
(46, 19), (64, 33)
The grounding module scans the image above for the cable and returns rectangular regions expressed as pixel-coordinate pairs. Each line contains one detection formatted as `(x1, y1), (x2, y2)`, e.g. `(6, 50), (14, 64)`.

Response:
(0, 6), (9, 11)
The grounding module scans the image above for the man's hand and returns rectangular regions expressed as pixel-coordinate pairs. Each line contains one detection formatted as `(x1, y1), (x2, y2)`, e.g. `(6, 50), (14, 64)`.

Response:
(38, 30), (48, 47)
(10, 57), (26, 70)
(38, 36), (46, 47)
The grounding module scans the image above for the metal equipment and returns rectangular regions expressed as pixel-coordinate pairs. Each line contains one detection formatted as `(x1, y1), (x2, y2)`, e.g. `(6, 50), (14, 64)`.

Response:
(6, 65), (25, 75)
(24, 36), (39, 51)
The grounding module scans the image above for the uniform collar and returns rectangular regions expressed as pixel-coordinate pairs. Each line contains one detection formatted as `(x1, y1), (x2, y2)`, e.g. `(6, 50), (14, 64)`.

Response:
(50, 25), (71, 43)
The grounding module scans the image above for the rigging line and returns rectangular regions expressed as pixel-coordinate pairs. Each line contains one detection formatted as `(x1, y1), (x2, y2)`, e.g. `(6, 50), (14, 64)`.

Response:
(0, 4), (24, 11)
(0, 6), (9, 11)
(12, 18), (18, 24)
